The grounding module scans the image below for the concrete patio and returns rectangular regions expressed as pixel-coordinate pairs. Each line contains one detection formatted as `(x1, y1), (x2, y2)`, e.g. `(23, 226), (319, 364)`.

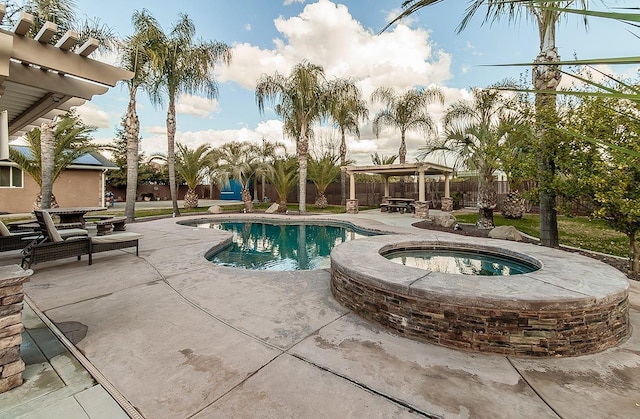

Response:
(0, 210), (638, 418)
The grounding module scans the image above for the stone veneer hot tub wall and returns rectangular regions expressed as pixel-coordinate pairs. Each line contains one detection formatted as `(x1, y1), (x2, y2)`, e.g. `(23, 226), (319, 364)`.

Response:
(330, 235), (630, 357)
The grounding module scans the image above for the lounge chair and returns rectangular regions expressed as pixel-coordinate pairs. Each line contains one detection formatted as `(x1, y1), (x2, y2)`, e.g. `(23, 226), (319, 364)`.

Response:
(0, 221), (37, 252)
(21, 210), (143, 268)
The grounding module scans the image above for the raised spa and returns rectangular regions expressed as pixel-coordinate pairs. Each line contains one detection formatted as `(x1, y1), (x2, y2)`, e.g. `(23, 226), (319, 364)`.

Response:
(330, 235), (630, 357)
(383, 248), (539, 276)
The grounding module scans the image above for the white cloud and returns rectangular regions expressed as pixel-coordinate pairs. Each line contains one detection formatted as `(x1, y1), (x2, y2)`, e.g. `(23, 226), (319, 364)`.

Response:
(217, 0), (453, 95)
(244, 23), (252, 31)
(283, 0), (305, 5)
(175, 94), (220, 118)
(73, 102), (111, 128)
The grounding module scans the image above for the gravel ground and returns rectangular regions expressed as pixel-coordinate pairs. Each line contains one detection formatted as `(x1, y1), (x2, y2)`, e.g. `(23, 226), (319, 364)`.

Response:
(412, 220), (639, 282)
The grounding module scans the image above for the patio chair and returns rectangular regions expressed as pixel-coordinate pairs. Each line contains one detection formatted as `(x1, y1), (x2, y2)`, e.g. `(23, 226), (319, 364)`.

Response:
(23, 210), (143, 268)
(21, 211), (92, 268)
(0, 221), (38, 252)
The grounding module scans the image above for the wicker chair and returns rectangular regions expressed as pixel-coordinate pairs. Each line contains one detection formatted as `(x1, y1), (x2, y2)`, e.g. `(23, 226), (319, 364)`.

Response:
(0, 221), (37, 252)
(21, 211), (91, 268)
(21, 210), (143, 268)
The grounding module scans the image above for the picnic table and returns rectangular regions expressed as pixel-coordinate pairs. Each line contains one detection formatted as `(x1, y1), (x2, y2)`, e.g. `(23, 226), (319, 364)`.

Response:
(380, 198), (415, 214)
(46, 207), (108, 226)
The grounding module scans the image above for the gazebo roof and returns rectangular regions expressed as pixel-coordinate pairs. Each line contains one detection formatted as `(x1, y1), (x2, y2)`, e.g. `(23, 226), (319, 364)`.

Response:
(0, 4), (133, 141)
(343, 162), (454, 177)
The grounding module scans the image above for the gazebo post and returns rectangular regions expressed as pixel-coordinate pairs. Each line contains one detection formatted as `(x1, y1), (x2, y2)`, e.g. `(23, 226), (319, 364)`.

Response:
(383, 175), (390, 203)
(414, 168), (429, 219)
(441, 173), (453, 211)
(346, 171), (358, 214)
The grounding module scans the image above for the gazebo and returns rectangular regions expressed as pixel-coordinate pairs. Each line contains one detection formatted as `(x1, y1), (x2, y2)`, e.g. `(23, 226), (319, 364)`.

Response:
(343, 162), (455, 217)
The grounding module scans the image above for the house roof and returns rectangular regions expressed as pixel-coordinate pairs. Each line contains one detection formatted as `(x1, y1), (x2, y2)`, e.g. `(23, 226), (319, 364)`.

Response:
(0, 4), (133, 139)
(8, 144), (117, 170)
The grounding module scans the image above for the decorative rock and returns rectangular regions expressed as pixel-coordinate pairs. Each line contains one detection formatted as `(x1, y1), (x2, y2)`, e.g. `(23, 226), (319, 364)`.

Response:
(265, 203), (279, 214)
(207, 205), (223, 214)
(433, 214), (457, 228)
(489, 225), (523, 242)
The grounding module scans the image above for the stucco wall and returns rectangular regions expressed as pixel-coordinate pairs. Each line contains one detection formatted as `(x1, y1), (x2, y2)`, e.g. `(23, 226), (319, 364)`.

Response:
(0, 169), (103, 213)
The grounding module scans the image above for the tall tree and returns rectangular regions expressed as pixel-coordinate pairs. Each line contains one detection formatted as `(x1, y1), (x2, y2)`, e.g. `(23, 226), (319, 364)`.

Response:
(148, 13), (231, 217)
(327, 78), (368, 205)
(119, 9), (164, 222)
(370, 86), (444, 164)
(419, 88), (513, 229)
(384, 0), (591, 247)
(256, 61), (335, 214)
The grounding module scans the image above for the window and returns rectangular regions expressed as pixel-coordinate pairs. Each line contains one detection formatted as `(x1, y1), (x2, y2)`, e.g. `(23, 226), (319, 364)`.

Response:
(0, 166), (23, 188)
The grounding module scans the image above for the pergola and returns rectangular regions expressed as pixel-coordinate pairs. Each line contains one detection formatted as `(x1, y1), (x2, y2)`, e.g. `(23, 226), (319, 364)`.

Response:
(343, 162), (455, 215)
(0, 5), (133, 157)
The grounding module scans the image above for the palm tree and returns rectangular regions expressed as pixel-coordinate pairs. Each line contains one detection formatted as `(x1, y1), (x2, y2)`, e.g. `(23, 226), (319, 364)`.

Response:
(266, 157), (299, 213)
(371, 152), (398, 165)
(307, 155), (341, 208)
(9, 113), (98, 209)
(327, 78), (368, 205)
(175, 143), (212, 209)
(371, 86), (444, 164)
(119, 9), (164, 222)
(256, 61), (333, 214)
(215, 141), (258, 212)
(384, 1), (590, 246)
(6, 0), (117, 52)
(419, 88), (512, 229)
(148, 14), (232, 217)
(254, 138), (286, 203)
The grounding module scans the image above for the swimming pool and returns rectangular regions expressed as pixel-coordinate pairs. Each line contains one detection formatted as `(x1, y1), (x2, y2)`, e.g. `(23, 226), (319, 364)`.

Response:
(193, 221), (376, 270)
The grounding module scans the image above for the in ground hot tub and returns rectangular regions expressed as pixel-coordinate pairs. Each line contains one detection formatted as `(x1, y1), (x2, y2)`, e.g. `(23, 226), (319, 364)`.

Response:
(330, 235), (630, 357)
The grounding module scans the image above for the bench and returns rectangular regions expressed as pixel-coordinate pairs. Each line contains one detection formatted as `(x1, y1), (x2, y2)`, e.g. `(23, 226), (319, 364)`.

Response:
(90, 216), (127, 236)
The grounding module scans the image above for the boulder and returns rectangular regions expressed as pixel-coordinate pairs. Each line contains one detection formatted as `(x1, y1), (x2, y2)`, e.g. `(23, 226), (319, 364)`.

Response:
(265, 203), (280, 214)
(207, 205), (223, 214)
(433, 214), (457, 228)
(488, 225), (522, 242)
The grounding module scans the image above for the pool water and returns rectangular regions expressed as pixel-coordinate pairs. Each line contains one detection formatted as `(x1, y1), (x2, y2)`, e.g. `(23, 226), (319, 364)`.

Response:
(385, 249), (538, 276)
(201, 221), (374, 270)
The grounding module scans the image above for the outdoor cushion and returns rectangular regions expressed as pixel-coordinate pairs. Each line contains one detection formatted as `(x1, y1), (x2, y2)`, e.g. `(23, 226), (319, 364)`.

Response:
(0, 222), (10, 236)
(91, 232), (143, 244)
(40, 210), (88, 242)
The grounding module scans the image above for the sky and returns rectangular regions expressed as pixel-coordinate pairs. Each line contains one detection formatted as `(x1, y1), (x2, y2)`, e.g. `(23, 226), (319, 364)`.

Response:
(66, 0), (639, 165)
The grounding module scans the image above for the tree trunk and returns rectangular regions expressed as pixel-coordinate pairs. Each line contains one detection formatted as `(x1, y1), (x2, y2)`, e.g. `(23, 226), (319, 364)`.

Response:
(167, 98), (180, 217)
(340, 127), (347, 205)
(125, 88), (140, 222)
(297, 124), (309, 214)
(534, 32), (561, 247)
(399, 131), (406, 197)
(314, 192), (328, 209)
(242, 187), (254, 213)
(40, 120), (56, 210)
(476, 170), (496, 230)
(278, 200), (287, 213)
(629, 232), (639, 273)
(183, 188), (199, 209)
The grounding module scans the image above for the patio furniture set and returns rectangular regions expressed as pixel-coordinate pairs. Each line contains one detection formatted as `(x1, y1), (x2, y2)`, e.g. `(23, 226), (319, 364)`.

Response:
(0, 208), (143, 269)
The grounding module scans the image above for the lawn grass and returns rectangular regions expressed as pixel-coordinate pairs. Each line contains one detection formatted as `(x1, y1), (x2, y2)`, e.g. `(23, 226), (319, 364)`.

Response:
(453, 211), (629, 258)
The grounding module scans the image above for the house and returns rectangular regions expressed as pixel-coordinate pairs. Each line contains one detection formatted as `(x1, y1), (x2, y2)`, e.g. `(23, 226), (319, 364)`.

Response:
(0, 5), (132, 213)
(0, 145), (117, 213)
